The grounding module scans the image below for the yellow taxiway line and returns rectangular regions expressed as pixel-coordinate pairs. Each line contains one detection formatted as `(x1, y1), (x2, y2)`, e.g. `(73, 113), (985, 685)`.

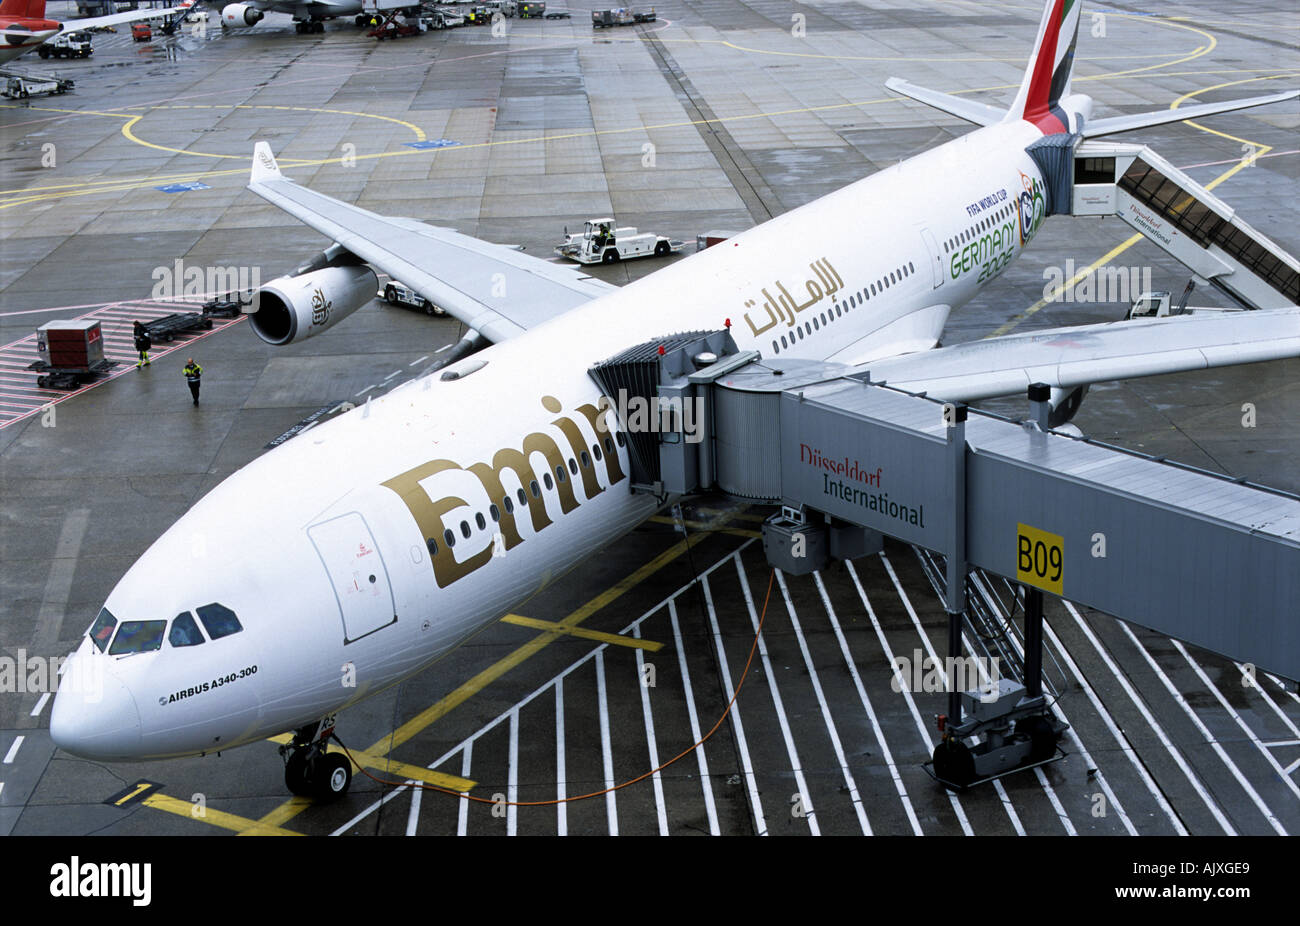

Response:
(142, 793), (303, 836)
(501, 613), (665, 651)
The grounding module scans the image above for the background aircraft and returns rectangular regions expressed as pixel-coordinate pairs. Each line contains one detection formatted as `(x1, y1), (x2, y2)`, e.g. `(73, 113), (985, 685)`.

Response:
(220, 0), (363, 33)
(0, 0), (193, 65)
(51, 0), (1299, 801)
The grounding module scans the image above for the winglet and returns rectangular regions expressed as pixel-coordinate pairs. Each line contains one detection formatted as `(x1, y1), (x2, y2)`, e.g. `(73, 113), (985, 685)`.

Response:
(251, 142), (282, 184)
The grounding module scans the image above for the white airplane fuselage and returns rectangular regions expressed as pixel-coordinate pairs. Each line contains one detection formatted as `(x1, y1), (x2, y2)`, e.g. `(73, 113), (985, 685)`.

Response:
(53, 120), (1053, 760)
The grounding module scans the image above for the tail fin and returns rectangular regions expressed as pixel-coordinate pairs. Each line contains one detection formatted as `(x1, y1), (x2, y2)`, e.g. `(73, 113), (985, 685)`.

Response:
(250, 142), (283, 184)
(885, 0), (1296, 137)
(0, 0), (48, 18)
(884, 0), (1084, 131)
(1003, 0), (1084, 132)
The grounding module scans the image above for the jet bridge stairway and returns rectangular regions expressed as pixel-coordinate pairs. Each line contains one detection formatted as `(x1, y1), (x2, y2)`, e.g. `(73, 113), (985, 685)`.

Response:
(1027, 134), (1300, 308)
(593, 331), (1300, 787)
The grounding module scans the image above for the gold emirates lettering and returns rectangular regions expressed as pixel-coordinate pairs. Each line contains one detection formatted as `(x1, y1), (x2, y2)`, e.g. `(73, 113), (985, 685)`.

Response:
(380, 396), (626, 588)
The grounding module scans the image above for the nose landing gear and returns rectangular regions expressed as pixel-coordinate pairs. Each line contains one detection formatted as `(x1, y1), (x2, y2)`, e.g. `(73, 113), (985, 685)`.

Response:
(280, 715), (354, 802)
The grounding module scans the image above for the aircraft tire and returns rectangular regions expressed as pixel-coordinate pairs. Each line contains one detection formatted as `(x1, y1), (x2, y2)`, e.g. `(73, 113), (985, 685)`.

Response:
(284, 751), (311, 796)
(313, 753), (352, 802)
(1021, 715), (1057, 763)
(932, 738), (975, 788)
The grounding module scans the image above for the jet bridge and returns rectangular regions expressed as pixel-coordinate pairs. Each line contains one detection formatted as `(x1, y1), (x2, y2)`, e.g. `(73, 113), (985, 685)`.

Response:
(594, 332), (1300, 785)
(1027, 134), (1300, 308)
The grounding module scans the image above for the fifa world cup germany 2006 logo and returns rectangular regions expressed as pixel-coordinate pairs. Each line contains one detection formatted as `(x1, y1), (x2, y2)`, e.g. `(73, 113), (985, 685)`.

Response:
(310, 287), (332, 326)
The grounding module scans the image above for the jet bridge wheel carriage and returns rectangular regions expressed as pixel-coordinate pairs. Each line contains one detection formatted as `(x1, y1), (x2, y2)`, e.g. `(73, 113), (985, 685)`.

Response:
(925, 682), (1068, 791)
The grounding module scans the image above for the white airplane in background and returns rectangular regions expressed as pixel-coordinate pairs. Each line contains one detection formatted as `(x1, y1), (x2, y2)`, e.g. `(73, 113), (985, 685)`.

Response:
(52, 0), (1299, 801)
(0, 0), (194, 66)
(220, 0), (364, 33)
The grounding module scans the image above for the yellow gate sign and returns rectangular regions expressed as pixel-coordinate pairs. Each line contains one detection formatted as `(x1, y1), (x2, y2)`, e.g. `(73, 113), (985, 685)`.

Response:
(1016, 522), (1063, 595)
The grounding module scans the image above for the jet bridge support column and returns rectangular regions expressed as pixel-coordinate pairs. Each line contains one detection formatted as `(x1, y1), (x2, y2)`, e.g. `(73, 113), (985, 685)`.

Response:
(1023, 385), (1048, 701)
(1023, 589), (1044, 700)
(944, 403), (968, 725)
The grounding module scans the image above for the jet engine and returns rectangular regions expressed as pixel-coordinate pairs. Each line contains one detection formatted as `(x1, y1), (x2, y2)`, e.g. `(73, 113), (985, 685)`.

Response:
(221, 4), (265, 27)
(1048, 384), (1088, 428)
(249, 265), (378, 346)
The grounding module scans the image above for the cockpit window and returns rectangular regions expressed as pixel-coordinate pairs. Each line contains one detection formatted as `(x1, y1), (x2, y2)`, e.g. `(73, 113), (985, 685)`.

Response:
(196, 603), (242, 640)
(169, 611), (205, 647)
(108, 620), (167, 655)
(89, 608), (117, 653)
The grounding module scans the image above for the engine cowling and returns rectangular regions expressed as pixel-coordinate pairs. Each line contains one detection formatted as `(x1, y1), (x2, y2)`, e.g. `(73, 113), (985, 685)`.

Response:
(222, 4), (265, 27)
(249, 265), (378, 346)
(1048, 384), (1089, 428)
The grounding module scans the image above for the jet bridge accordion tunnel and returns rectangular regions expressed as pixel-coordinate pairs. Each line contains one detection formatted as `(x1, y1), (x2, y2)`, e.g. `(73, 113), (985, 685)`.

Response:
(590, 331), (1300, 782)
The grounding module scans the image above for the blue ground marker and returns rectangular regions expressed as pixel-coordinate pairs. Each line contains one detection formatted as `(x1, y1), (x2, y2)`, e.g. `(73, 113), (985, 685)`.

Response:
(404, 139), (460, 150)
(155, 181), (212, 193)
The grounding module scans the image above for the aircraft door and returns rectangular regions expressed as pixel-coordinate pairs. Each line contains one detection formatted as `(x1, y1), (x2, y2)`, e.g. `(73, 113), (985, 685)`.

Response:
(308, 512), (398, 644)
(919, 227), (945, 289)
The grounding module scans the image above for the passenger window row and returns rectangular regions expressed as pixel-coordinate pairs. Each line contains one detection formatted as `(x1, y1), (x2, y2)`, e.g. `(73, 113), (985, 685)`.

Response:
(88, 603), (244, 656)
(944, 203), (1015, 254)
(770, 261), (917, 356)
(425, 432), (625, 555)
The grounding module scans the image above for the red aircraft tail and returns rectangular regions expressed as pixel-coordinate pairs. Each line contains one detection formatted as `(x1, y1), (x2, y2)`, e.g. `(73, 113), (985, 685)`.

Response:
(0, 0), (48, 19)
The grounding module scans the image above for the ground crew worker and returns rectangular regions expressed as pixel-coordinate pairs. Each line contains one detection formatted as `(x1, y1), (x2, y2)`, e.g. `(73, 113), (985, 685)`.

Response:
(133, 321), (151, 369)
(183, 357), (202, 406)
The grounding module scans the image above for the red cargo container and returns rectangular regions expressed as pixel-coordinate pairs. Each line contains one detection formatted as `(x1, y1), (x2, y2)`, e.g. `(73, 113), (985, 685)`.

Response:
(36, 320), (105, 370)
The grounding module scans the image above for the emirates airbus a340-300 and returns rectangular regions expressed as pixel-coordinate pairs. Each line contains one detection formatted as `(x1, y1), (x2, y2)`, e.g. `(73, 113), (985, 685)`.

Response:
(51, 0), (1299, 801)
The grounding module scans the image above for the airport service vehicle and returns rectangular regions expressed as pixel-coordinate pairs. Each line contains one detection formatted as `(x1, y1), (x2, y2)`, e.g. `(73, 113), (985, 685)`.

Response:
(29, 320), (116, 389)
(591, 7), (649, 26)
(382, 280), (447, 315)
(2, 72), (70, 95)
(130, 21), (149, 40)
(517, 0), (542, 16)
(422, 8), (462, 27)
(554, 218), (685, 264)
(50, 0), (1300, 802)
(37, 28), (91, 55)
(590, 8), (629, 27)
(370, 14), (422, 37)
(0, 0), (191, 65)
(696, 230), (739, 251)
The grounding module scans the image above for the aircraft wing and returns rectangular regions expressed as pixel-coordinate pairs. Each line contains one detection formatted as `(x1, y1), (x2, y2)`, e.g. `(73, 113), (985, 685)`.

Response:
(246, 142), (616, 343)
(58, 0), (195, 33)
(856, 308), (1300, 402)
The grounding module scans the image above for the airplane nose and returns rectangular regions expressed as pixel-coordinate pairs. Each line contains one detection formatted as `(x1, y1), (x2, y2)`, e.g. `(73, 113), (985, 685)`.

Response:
(50, 656), (142, 760)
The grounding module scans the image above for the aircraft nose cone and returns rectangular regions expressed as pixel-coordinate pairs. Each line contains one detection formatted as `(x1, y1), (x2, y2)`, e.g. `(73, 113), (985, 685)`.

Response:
(50, 657), (142, 760)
